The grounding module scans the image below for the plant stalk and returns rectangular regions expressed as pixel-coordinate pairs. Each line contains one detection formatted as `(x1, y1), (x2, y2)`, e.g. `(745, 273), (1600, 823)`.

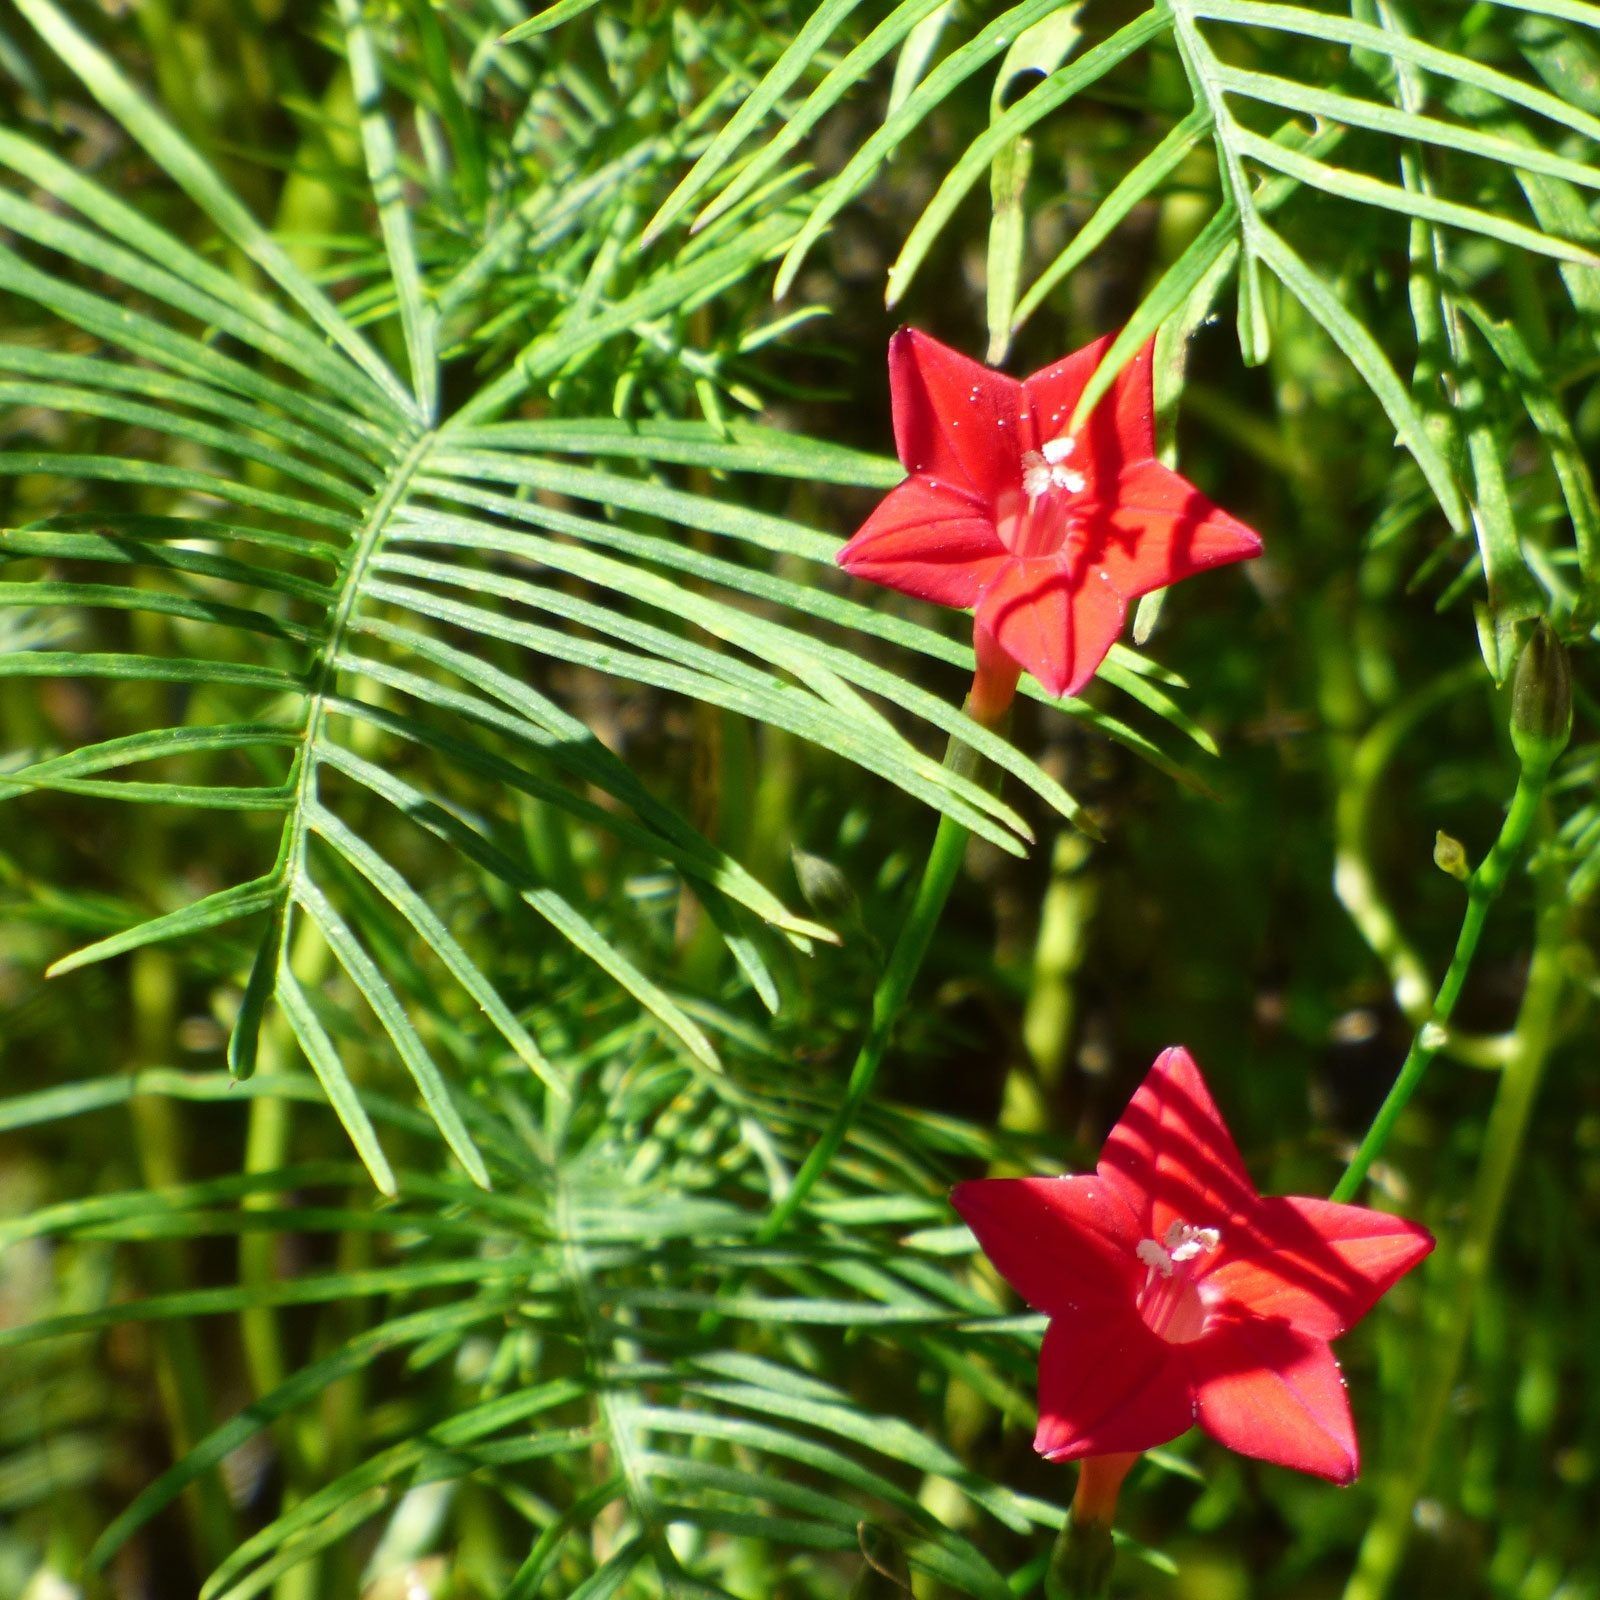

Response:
(1046, 1454), (1139, 1600)
(1343, 848), (1566, 1600)
(1332, 760), (1549, 1203)
(759, 733), (985, 1241)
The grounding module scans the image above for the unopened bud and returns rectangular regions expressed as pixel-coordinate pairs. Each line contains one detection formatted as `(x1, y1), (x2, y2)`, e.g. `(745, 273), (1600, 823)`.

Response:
(791, 847), (859, 925)
(1510, 621), (1572, 772)
(1433, 831), (1470, 882)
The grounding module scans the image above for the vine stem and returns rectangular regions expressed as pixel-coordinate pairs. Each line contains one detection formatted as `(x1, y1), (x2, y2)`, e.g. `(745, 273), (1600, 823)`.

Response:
(1331, 760), (1549, 1203)
(758, 737), (985, 1242)
(1045, 1454), (1138, 1599)
(1342, 848), (1567, 1600)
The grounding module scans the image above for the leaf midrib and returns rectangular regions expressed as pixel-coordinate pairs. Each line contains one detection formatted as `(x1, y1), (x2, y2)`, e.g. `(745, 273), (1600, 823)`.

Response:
(270, 424), (437, 961)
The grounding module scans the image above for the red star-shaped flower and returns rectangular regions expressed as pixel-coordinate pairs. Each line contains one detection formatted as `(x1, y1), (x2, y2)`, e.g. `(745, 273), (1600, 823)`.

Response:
(837, 329), (1263, 714)
(952, 1047), (1433, 1483)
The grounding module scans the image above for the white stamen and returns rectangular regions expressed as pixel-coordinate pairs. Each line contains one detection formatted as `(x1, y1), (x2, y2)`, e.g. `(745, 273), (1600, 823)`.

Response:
(1021, 444), (1087, 500)
(1162, 1221), (1221, 1263)
(1136, 1238), (1174, 1278)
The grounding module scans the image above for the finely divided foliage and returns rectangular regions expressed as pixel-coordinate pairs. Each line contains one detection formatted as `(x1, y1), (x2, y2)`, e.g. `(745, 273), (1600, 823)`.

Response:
(0, 0), (1097, 1187)
(0, 0), (1593, 1594)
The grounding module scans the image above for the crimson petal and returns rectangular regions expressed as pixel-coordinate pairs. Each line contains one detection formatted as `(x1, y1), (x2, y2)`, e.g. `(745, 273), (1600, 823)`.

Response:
(1204, 1196), (1434, 1340)
(1035, 1312), (1196, 1462)
(951, 1175), (1141, 1316)
(1191, 1318), (1359, 1483)
(888, 327), (1025, 507)
(1092, 459), (1263, 600)
(1022, 334), (1156, 478)
(1097, 1046), (1260, 1241)
(973, 558), (1126, 699)
(837, 476), (1008, 607)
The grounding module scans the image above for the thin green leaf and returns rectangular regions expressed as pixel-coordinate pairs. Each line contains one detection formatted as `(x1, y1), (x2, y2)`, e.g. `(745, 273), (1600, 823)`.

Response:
(229, 909), (281, 1080)
(524, 886), (721, 1073)
(641, 0), (868, 243)
(500, 0), (603, 40)
(0, 723), (297, 784)
(0, 129), (386, 405)
(357, 574), (1029, 849)
(46, 876), (280, 977)
(1068, 204), (1241, 430)
(0, 451), (352, 529)
(0, 244), (388, 450)
(1196, 0), (1600, 145)
(773, 0), (1072, 299)
(85, 1299), (514, 1571)
(689, 0), (948, 237)
(1231, 124), (1600, 267)
(0, 342), (378, 483)
(335, 0), (438, 418)
(886, 10), (1170, 306)
(0, 653), (302, 691)
(1, 525), (336, 604)
(307, 802), (567, 1099)
(1215, 64), (1600, 193)
(316, 741), (724, 1073)
(451, 417), (899, 488)
(1459, 299), (1600, 609)
(12, 0), (414, 419)
(1251, 224), (1470, 531)
(0, 580), (317, 643)
(387, 510), (1090, 829)
(1013, 108), (1211, 332)
(294, 872), (491, 1189)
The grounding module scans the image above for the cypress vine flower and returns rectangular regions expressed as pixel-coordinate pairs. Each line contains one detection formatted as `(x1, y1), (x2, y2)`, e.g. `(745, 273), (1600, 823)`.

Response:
(953, 1047), (1432, 1483)
(837, 330), (1263, 721)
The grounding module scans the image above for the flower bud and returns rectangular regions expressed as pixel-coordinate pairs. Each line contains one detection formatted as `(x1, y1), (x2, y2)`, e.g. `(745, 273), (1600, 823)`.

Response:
(791, 847), (860, 925)
(1510, 620), (1572, 773)
(1433, 831), (1470, 882)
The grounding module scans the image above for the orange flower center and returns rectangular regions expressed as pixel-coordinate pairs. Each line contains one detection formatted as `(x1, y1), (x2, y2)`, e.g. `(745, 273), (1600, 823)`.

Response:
(1134, 1220), (1220, 1344)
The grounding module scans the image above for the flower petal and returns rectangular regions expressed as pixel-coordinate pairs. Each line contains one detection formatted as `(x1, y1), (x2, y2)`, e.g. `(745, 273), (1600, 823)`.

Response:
(1191, 1318), (1359, 1483)
(1091, 459), (1263, 600)
(1035, 1311), (1196, 1462)
(973, 558), (1126, 699)
(1097, 1046), (1260, 1240)
(951, 1175), (1141, 1316)
(1022, 334), (1156, 475)
(1204, 1196), (1434, 1339)
(836, 475), (1008, 607)
(889, 327), (1026, 507)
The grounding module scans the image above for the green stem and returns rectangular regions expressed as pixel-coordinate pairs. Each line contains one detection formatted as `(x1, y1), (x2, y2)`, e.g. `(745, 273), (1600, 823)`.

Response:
(759, 746), (979, 1241)
(1046, 1515), (1115, 1600)
(1343, 852), (1567, 1600)
(1046, 1455), (1137, 1599)
(1331, 760), (1549, 1203)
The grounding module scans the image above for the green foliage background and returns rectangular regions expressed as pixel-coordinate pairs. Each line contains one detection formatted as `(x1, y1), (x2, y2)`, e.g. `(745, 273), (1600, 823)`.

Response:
(0, 0), (1597, 1596)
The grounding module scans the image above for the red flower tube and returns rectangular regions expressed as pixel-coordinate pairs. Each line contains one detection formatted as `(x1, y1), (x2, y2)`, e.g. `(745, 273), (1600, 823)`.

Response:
(838, 330), (1263, 720)
(953, 1047), (1433, 1484)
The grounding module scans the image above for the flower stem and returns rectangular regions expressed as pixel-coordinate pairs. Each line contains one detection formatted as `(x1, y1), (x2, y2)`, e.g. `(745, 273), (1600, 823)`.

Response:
(759, 736), (983, 1241)
(1331, 760), (1549, 1203)
(1342, 856), (1566, 1600)
(1046, 1454), (1139, 1600)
